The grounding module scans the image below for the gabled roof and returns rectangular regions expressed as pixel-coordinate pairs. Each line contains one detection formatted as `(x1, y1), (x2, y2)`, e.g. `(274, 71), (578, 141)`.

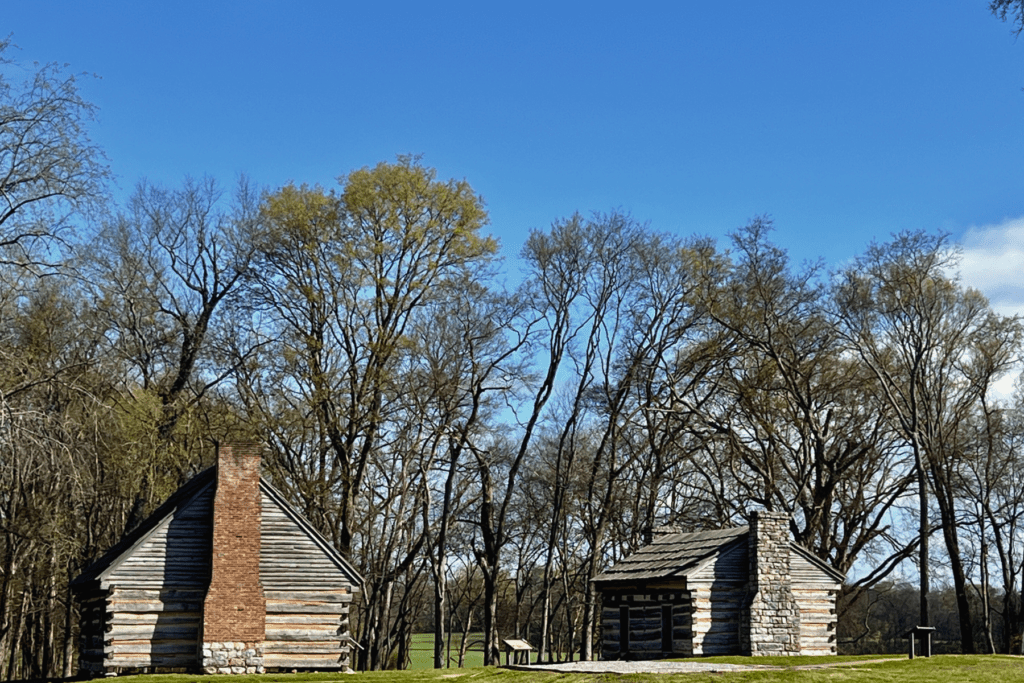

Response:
(791, 542), (846, 582)
(72, 468), (216, 589)
(593, 526), (746, 584)
(259, 478), (363, 589)
(72, 468), (364, 591)
(592, 525), (845, 585)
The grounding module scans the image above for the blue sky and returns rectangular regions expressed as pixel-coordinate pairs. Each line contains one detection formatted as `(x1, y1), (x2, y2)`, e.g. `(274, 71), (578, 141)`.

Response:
(5, 2), (1024, 298)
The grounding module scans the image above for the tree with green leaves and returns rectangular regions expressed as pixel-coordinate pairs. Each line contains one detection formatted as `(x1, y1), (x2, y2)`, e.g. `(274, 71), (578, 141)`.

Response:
(233, 157), (495, 669)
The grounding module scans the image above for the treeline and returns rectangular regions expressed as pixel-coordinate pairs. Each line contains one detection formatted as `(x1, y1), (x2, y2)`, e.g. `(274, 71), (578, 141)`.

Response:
(840, 582), (1023, 655)
(3, 42), (1024, 678)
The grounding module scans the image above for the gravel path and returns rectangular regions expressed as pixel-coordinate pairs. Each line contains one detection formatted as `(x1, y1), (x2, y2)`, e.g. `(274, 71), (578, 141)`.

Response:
(510, 658), (899, 674)
(510, 661), (777, 674)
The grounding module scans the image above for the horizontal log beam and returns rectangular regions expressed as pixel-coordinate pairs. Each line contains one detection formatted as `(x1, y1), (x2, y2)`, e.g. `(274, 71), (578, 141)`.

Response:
(107, 613), (200, 626)
(266, 602), (347, 614)
(264, 655), (345, 669)
(265, 629), (343, 642)
(105, 641), (197, 655)
(105, 654), (196, 667)
(106, 601), (202, 612)
(107, 625), (199, 639)
(264, 642), (343, 654)
(265, 591), (352, 603)
(266, 615), (341, 626)
(109, 589), (205, 601)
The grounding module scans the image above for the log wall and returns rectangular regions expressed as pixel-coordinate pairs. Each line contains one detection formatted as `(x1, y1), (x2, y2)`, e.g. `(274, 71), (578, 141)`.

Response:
(90, 482), (214, 673)
(260, 489), (356, 671)
(688, 541), (748, 655)
(76, 476), (360, 676)
(688, 585), (746, 655)
(76, 589), (108, 676)
(104, 483), (214, 589)
(791, 551), (841, 655)
(600, 590), (692, 660)
(100, 587), (205, 672)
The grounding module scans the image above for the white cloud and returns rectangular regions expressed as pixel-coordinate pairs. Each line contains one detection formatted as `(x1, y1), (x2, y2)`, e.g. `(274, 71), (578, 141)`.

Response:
(958, 217), (1024, 403)
(959, 217), (1024, 315)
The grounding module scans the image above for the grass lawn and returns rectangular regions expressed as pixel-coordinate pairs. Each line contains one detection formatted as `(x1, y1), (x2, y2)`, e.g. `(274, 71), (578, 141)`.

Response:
(107, 654), (1024, 683)
(401, 632), (580, 669)
(404, 633), (485, 669)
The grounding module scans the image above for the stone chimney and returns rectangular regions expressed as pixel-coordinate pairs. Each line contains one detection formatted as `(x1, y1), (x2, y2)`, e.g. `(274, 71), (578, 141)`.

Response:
(202, 443), (266, 674)
(742, 510), (800, 655)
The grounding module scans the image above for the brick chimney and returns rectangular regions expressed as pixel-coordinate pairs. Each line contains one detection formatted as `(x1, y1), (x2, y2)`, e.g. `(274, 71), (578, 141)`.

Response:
(742, 510), (800, 655)
(201, 443), (266, 674)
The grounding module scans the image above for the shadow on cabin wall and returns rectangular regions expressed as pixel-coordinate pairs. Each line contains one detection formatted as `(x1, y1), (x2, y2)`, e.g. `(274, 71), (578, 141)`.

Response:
(147, 481), (213, 672)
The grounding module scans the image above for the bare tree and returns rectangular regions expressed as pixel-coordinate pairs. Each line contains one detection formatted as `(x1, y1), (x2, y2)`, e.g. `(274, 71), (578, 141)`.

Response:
(991, 0), (1024, 34)
(697, 221), (916, 583)
(835, 231), (1022, 653)
(82, 177), (259, 531)
(0, 38), (108, 269)
(408, 280), (524, 668)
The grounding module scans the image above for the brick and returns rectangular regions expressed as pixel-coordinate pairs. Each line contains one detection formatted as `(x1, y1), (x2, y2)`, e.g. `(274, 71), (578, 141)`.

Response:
(202, 443), (267, 644)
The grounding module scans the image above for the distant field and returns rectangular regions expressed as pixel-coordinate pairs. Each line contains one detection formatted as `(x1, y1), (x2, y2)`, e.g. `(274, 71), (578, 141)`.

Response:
(404, 632), (485, 670)
(402, 633), (581, 669)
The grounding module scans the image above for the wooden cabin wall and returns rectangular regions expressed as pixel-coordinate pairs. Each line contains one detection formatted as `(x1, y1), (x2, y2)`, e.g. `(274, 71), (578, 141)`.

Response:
(791, 552), (840, 655)
(101, 588), (204, 672)
(76, 589), (108, 676)
(105, 483), (213, 589)
(600, 590), (692, 660)
(688, 584), (746, 655)
(94, 483), (214, 673)
(688, 542), (747, 656)
(260, 491), (355, 670)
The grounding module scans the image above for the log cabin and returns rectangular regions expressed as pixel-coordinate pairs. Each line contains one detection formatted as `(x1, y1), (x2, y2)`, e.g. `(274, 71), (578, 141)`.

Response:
(593, 511), (843, 659)
(71, 443), (362, 676)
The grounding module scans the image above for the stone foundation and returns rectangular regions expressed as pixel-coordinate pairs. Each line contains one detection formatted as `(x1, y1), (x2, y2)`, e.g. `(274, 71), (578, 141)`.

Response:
(201, 641), (265, 675)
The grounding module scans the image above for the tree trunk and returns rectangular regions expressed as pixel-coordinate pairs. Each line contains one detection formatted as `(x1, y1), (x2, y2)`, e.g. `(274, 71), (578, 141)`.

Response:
(61, 578), (74, 679)
(931, 458), (975, 654)
(538, 583), (552, 663)
(481, 568), (499, 666)
(457, 612), (472, 668)
(6, 590), (26, 681)
(940, 511), (976, 653)
(432, 568), (447, 669)
(42, 564), (56, 678)
(979, 522), (995, 654)
(916, 445), (930, 628)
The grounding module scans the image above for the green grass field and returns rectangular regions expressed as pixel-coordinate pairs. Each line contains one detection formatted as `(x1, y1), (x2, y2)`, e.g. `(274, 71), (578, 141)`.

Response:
(108, 655), (1024, 683)
(404, 632), (485, 669)
(401, 633), (582, 669)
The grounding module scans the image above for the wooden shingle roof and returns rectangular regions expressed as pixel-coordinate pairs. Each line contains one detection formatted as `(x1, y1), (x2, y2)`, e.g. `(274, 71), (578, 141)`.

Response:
(593, 524), (845, 585)
(593, 526), (747, 584)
